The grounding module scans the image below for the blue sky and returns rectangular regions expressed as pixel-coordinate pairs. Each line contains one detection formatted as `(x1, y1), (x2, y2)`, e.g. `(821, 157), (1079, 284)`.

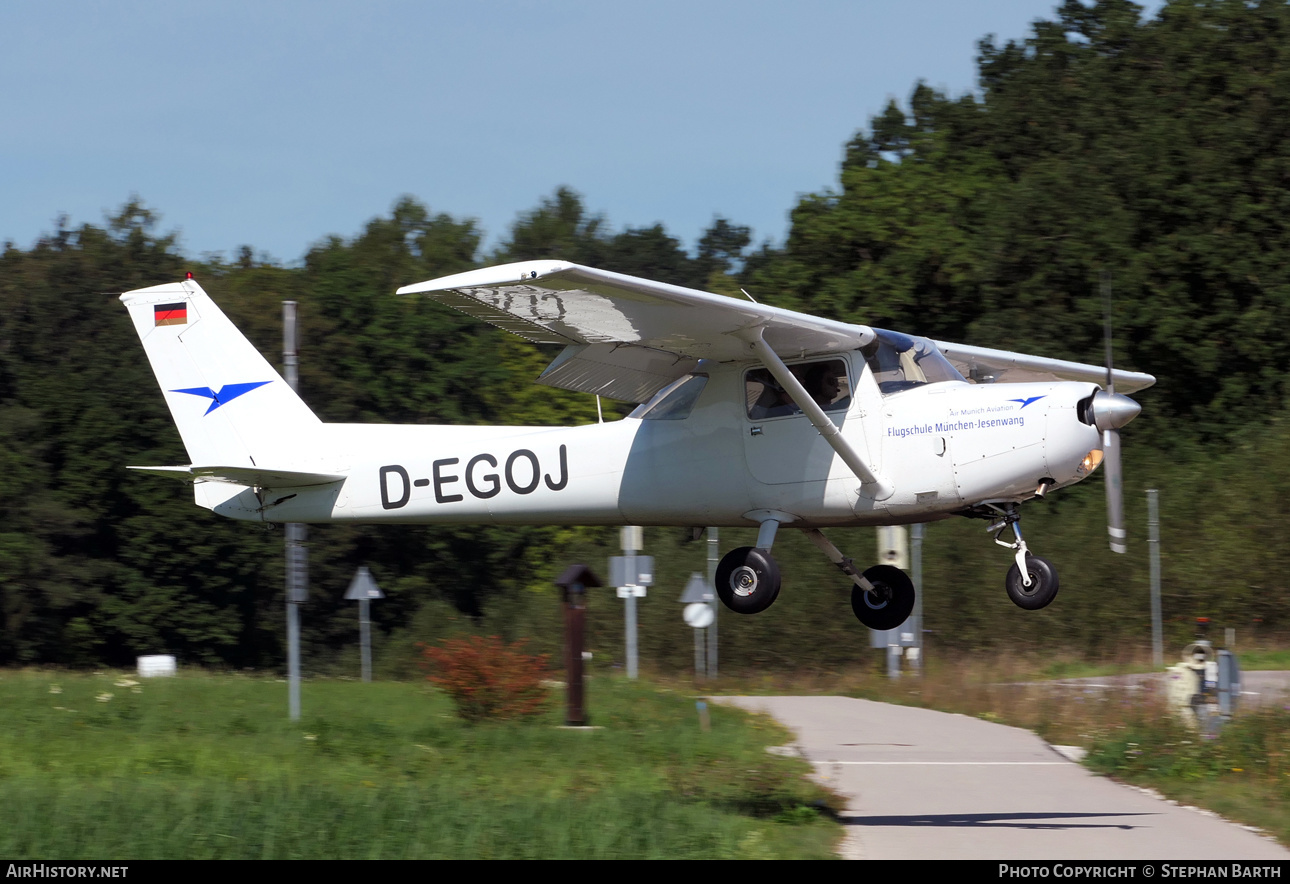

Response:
(1, 1), (1162, 264)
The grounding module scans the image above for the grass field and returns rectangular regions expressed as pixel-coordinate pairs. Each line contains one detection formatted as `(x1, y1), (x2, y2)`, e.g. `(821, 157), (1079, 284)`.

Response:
(0, 670), (842, 859)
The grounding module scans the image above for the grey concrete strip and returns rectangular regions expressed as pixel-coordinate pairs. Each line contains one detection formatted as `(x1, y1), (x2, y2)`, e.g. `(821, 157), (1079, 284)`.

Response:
(1016, 670), (1290, 708)
(717, 695), (1290, 860)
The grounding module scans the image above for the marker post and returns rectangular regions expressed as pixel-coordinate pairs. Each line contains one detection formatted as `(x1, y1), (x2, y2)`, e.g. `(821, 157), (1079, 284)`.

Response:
(610, 527), (652, 679)
(283, 300), (306, 720)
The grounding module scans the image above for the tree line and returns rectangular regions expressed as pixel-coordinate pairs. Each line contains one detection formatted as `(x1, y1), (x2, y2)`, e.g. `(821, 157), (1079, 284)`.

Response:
(2, 0), (1288, 671)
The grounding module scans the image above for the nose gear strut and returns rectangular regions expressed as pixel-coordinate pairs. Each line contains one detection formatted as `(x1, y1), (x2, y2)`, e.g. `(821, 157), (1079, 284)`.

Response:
(986, 504), (1033, 587)
(980, 503), (1060, 610)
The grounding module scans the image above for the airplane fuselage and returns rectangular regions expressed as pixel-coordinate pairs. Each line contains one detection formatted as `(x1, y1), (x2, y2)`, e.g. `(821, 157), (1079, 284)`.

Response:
(204, 353), (1104, 530)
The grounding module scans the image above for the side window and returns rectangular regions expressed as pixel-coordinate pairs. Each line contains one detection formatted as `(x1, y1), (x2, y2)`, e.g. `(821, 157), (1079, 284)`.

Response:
(629, 374), (709, 421)
(745, 359), (851, 420)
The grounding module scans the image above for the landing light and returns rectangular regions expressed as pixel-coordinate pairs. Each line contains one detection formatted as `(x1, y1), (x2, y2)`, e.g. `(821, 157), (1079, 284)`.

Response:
(1078, 449), (1104, 476)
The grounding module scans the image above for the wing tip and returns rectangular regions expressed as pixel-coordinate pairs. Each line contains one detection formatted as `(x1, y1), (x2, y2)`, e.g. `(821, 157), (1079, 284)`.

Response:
(397, 259), (577, 295)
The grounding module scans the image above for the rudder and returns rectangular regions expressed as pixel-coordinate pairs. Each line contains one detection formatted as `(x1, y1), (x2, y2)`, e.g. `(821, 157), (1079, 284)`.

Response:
(120, 278), (322, 468)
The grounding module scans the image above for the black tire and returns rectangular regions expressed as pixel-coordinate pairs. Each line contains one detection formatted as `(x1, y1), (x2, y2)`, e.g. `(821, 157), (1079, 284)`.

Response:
(1005, 554), (1060, 610)
(716, 546), (781, 614)
(851, 564), (915, 630)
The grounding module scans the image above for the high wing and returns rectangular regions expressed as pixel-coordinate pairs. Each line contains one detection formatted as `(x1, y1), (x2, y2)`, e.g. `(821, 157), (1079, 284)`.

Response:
(933, 340), (1155, 394)
(397, 261), (875, 402)
(397, 260), (1155, 401)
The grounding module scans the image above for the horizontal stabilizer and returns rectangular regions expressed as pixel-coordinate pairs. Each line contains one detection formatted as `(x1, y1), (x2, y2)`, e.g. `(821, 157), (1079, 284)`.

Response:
(129, 465), (346, 488)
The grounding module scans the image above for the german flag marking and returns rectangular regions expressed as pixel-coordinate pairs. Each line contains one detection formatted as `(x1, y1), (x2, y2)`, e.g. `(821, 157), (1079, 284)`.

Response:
(154, 303), (187, 326)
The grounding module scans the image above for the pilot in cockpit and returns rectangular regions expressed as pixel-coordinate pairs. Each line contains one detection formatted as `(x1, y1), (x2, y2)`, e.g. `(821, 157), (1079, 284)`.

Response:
(806, 362), (850, 411)
(762, 381), (799, 417)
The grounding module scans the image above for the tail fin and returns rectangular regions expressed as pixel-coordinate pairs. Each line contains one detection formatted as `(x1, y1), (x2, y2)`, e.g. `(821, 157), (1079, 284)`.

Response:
(120, 279), (322, 468)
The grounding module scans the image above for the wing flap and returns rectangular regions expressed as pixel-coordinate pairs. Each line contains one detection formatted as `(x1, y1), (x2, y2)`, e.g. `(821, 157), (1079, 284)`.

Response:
(537, 343), (699, 402)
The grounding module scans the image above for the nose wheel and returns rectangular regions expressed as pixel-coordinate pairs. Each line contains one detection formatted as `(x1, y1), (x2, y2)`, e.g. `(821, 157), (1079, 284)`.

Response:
(1006, 554), (1059, 609)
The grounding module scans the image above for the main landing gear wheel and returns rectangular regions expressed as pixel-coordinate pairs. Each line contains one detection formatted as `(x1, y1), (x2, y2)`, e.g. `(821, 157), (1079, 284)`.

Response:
(851, 565), (915, 630)
(1005, 554), (1059, 610)
(716, 546), (781, 614)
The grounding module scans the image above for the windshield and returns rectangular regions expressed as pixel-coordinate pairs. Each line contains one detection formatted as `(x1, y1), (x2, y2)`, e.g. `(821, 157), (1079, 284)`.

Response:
(862, 330), (966, 395)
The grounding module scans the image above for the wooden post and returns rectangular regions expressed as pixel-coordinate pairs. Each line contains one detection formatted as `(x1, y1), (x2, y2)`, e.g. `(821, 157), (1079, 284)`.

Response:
(555, 564), (602, 727)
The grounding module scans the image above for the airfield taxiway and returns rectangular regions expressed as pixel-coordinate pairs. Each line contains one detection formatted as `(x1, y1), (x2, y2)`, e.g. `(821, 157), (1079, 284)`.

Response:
(719, 695), (1290, 860)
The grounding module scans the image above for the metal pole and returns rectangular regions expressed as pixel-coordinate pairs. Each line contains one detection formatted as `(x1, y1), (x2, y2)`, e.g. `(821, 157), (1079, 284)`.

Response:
(622, 526), (641, 679)
(911, 522), (924, 676)
(359, 598), (371, 683)
(286, 525), (305, 719)
(625, 583), (638, 679)
(283, 301), (305, 720)
(1148, 489), (1163, 668)
(707, 527), (719, 680)
(694, 617), (705, 680)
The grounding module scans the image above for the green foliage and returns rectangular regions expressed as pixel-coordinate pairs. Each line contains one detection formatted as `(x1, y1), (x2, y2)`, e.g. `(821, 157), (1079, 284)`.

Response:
(6, 0), (1290, 669)
(0, 671), (840, 859)
(420, 635), (550, 722)
(753, 0), (1290, 441)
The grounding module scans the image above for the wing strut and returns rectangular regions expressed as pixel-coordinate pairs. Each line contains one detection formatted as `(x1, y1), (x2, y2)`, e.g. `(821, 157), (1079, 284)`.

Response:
(738, 327), (893, 500)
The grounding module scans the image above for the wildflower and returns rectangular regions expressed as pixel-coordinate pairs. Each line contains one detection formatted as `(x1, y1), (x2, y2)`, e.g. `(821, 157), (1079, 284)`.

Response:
(96, 693), (113, 702)
(48, 686), (61, 694)
(303, 734), (317, 741)
(115, 678), (139, 688)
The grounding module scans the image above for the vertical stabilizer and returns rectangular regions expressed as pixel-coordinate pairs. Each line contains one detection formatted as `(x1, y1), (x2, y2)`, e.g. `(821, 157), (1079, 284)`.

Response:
(120, 279), (322, 468)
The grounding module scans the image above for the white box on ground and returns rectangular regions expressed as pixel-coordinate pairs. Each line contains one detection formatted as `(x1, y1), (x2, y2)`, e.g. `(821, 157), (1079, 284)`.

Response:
(137, 655), (177, 677)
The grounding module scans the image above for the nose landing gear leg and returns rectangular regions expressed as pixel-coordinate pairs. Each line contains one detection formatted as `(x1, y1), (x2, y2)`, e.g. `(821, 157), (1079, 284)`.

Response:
(987, 504), (1060, 610)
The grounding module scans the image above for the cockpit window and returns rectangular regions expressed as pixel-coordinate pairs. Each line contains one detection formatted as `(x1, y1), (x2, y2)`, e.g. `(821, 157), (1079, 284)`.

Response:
(862, 330), (966, 395)
(629, 374), (709, 420)
(745, 359), (851, 420)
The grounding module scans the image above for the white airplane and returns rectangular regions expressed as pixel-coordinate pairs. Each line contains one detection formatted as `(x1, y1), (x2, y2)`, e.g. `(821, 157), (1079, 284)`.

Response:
(120, 261), (1152, 630)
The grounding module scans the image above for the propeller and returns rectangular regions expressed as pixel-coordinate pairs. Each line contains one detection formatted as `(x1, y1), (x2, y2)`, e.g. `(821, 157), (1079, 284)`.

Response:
(1094, 271), (1137, 554)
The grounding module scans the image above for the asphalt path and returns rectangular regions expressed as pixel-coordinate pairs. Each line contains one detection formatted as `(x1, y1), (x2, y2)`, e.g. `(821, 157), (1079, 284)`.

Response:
(1030, 670), (1290, 708)
(718, 695), (1290, 860)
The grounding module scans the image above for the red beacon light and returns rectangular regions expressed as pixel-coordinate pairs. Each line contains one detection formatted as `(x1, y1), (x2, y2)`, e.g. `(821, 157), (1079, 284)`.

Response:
(185, 271), (194, 280)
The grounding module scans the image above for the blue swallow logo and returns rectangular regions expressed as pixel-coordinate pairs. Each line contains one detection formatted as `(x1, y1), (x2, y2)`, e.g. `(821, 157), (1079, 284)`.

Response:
(171, 381), (271, 414)
(1008, 396), (1046, 409)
